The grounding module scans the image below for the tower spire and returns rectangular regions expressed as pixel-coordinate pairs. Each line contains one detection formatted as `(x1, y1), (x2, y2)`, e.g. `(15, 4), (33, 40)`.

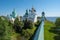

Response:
(31, 6), (36, 13)
(25, 9), (28, 15)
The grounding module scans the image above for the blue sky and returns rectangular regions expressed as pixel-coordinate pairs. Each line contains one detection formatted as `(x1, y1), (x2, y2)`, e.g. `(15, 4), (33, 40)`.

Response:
(0, 0), (60, 17)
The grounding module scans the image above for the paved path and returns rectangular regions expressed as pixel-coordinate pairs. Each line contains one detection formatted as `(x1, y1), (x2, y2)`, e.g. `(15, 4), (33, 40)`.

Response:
(33, 18), (44, 40)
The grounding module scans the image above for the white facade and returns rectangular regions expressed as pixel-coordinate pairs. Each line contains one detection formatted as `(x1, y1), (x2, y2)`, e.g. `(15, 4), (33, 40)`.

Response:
(23, 7), (37, 23)
(28, 12), (37, 22)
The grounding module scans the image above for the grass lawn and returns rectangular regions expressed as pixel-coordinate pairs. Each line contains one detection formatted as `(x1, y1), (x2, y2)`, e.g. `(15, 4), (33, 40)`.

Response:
(44, 20), (57, 40)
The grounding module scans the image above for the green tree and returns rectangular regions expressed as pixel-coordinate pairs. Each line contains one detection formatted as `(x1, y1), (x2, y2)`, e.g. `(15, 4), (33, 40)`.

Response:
(0, 16), (13, 40)
(0, 16), (16, 40)
(55, 18), (60, 27)
(35, 20), (41, 27)
(0, 17), (5, 40)
(14, 17), (24, 33)
(23, 19), (34, 29)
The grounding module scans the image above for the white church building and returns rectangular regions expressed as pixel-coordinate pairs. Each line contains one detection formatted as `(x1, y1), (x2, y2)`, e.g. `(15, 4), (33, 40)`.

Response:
(23, 7), (37, 23)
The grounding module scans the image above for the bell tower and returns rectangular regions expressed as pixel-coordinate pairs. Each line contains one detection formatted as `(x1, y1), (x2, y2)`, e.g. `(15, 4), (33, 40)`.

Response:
(42, 11), (45, 21)
(42, 12), (45, 17)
